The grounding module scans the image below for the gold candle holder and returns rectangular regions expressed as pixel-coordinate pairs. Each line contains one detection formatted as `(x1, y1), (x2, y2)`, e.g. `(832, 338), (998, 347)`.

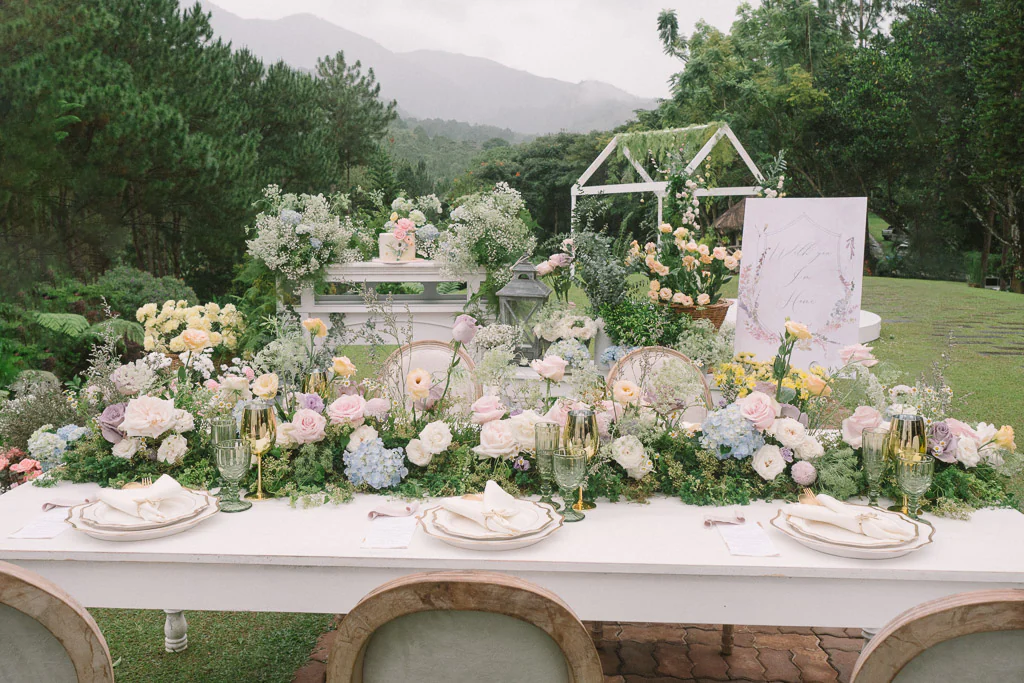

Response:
(563, 408), (599, 511)
(241, 400), (277, 501)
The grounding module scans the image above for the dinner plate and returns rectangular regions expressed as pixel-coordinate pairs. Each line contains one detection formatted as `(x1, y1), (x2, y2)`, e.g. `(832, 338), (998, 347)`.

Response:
(66, 497), (220, 542)
(79, 491), (210, 531)
(430, 501), (547, 540)
(419, 506), (563, 551)
(770, 511), (934, 560)
(784, 507), (919, 549)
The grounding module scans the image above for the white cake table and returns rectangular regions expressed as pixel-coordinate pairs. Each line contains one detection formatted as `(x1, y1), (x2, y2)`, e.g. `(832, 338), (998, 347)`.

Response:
(2, 482), (1023, 652)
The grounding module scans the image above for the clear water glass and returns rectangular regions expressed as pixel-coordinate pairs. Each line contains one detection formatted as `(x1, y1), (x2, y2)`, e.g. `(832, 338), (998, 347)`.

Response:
(896, 454), (934, 519)
(861, 427), (888, 506)
(534, 422), (560, 510)
(553, 449), (587, 522)
(215, 439), (252, 513)
(210, 416), (236, 447)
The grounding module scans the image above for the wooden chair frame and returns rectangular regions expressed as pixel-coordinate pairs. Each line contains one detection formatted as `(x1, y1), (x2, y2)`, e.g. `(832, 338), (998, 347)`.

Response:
(378, 340), (482, 403)
(0, 560), (113, 682)
(852, 589), (1024, 682)
(606, 345), (714, 409)
(326, 571), (604, 683)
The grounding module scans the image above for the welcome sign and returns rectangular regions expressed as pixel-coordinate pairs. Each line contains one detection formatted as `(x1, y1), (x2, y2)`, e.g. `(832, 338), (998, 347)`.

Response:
(735, 197), (868, 369)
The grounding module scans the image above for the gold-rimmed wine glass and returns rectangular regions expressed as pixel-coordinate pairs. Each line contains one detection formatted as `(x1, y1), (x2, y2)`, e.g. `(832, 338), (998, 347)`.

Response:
(241, 400), (276, 500)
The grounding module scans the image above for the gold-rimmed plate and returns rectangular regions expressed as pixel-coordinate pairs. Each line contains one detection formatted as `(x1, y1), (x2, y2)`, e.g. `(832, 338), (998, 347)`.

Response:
(430, 501), (555, 541)
(783, 506), (919, 549)
(78, 490), (212, 531)
(770, 511), (934, 560)
(418, 507), (563, 551)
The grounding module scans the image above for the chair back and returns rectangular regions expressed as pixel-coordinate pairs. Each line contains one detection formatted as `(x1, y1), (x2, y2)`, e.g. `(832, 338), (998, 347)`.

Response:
(378, 340), (480, 413)
(852, 589), (1024, 683)
(0, 560), (114, 683)
(326, 571), (603, 683)
(606, 346), (712, 424)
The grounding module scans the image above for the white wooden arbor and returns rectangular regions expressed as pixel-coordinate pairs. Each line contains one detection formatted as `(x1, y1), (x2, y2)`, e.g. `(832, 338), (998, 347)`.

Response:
(571, 123), (767, 225)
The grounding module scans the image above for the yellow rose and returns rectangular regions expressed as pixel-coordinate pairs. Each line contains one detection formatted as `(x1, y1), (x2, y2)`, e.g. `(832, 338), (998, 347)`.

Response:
(136, 303), (157, 322)
(168, 336), (186, 353)
(406, 368), (432, 401)
(208, 331), (223, 347)
(302, 318), (328, 338)
(804, 373), (832, 397)
(181, 328), (211, 353)
(612, 380), (640, 404)
(390, 212), (399, 222)
(332, 356), (357, 378)
(658, 223), (672, 233)
(252, 373), (279, 400)
(205, 302), (221, 316)
(784, 320), (812, 340)
(223, 333), (237, 349)
(143, 335), (155, 351)
(161, 319), (181, 334)
(995, 425), (1016, 451)
(176, 300), (187, 308)
(222, 303), (236, 314)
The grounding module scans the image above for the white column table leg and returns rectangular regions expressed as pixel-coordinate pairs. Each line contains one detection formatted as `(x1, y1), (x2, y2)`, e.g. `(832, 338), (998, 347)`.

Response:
(164, 609), (188, 653)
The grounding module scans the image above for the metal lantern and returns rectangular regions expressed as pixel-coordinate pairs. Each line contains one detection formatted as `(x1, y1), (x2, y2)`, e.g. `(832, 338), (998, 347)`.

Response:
(496, 255), (551, 362)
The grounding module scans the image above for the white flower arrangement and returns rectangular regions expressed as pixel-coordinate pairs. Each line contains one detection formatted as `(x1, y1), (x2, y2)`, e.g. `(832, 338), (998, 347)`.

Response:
(246, 184), (357, 288)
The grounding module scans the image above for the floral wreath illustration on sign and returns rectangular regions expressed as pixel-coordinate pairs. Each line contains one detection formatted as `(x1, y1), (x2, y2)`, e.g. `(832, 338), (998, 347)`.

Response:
(738, 217), (858, 355)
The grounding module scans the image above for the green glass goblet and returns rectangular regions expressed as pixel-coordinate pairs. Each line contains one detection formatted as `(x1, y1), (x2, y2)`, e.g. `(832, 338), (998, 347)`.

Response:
(861, 427), (889, 507)
(210, 415), (237, 448)
(896, 453), (934, 519)
(215, 439), (252, 513)
(534, 422), (561, 511)
(553, 448), (587, 522)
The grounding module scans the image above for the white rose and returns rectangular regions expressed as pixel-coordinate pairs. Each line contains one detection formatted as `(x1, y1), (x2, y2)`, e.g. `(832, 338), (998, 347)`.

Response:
(955, 438), (980, 468)
(507, 410), (543, 452)
(768, 418), (806, 448)
(112, 437), (140, 459)
(347, 425), (379, 453)
(612, 435), (652, 479)
(173, 409), (194, 433)
(752, 444), (786, 481)
(472, 420), (519, 460)
(419, 421), (453, 455)
(157, 434), (187, 464)
(406, 438), (433, 466)
(794, 435), (824, 460)
(121, 396), (177, 439)
(219, 376), (252, 403)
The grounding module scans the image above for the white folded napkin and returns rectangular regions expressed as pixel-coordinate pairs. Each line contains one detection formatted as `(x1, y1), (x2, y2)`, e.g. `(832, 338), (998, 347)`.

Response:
(784, 494), (915, 542)
(441, 480), (527, 534)
(97, 475), (185, 523)
(367, 501), (420, 520)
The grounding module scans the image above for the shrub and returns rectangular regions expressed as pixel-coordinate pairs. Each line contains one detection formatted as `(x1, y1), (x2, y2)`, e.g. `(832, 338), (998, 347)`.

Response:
(88, 266), (197, 319)
(599, 300), (689, 348)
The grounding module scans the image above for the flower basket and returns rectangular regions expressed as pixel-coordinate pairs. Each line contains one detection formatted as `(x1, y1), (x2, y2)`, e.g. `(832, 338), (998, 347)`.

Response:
(668, 299), (732, 331)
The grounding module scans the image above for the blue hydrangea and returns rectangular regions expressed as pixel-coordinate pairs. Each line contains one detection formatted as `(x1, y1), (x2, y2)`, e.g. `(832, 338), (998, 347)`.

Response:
(549, 338), (591, 368)
(56, 424), (89, 443)
(700, 404), (765, 460)
(600, 345), (637, 366)
(309, 237), (323, 249)
(279, 209), (302, 224)
(343, 438), (409, 490)
(417, 224), (439, 243)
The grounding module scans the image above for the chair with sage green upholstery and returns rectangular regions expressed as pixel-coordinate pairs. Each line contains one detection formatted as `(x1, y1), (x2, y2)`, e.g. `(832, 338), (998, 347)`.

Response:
(0, 560), (114, 683)
(326, 571), (603, 683)
(852, 589), (1024, 682)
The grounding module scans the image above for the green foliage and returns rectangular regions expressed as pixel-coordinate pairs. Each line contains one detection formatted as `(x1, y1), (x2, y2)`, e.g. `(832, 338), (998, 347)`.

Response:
(599, 300), (690, 348)
(814, 446), (863, 501)
(89, 266), (197, 318)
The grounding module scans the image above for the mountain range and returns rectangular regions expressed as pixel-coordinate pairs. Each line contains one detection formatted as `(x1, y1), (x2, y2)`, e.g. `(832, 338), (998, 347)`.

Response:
(203, 3), (656, 135)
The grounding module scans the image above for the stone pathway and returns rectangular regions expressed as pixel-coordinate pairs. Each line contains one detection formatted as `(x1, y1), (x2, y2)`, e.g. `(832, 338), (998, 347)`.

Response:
(292, 620), (864, 682)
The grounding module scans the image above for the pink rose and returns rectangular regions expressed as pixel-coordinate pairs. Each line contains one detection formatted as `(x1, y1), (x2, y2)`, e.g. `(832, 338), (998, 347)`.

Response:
(595, 400), (623, 438)
(531, 356), (568, 382)
(696, 293), (711, 306)
(452, 314), (478, 345)
(327, 395), (367, 426)
(393, 226), (408, 240)
(841, 406), (884, 448)
(243, 367), (255, 380)
(396, 217), (415, 232)
(544, 399), (586, 428)
(204, 379), (220, 391)
(363, 398), (390, 419)
(548, 253), (571, 268)
(840, 344), (878, 368)
(290, 408), (327, 444)
(121, 396), (177, 439)
(471, 395), (507, 425)
(945, 418), (979, 442)
(736, 391), (781, 431)
(10, 458), (41, 474)
(535, 261), (555, 276)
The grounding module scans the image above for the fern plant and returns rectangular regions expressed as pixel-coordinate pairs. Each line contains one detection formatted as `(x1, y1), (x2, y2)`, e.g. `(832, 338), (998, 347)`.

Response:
(31, 312), (143, 344)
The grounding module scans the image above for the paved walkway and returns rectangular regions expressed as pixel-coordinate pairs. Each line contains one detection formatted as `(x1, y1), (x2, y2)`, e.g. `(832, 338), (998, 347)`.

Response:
(292, 621), (865, 682)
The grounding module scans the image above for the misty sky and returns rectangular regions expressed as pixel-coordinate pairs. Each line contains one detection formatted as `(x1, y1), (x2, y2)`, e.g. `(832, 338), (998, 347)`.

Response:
(209, 0), (744, 98)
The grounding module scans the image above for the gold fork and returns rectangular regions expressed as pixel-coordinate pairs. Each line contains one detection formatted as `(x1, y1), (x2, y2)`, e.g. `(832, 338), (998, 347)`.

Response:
(123, 476), (154, 490)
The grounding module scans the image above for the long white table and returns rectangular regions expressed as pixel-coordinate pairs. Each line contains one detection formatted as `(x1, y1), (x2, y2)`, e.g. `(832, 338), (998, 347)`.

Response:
(2, 482), (1023, 650)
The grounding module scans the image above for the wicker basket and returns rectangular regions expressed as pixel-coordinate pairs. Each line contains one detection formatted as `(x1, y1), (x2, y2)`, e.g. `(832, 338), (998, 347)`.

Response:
(668, 299), (732, 331)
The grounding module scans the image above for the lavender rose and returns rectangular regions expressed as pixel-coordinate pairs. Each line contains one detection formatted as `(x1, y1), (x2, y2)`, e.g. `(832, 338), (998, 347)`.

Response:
(296, 393), (325, 413)
(98, 403), (127, 444)
(451, 314), (478, 345)
(929, 420), (959, 463)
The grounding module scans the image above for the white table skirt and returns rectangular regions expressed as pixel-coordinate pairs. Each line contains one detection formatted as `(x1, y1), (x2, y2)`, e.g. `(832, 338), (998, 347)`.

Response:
(2, 482), (1022, 628)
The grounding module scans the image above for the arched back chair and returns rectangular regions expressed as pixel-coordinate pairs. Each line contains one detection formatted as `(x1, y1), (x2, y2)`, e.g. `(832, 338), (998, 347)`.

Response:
(0, 560), (114, 683)
(606, 346), (713, 424)
(852, 589), (1024, 682)
(326, 571), (603, 683)
(377, 340), (481, 414)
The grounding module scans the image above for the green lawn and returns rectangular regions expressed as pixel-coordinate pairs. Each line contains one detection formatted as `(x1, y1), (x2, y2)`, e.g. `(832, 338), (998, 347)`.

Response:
(867, 213), (893, 256)
(89, 275), (1024, 682)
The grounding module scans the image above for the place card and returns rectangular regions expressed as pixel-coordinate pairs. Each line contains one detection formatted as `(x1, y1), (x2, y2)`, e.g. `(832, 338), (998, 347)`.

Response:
(361, 515), (418, 549)
(9, 508), (73, 540)
(717, 521), (779, 557)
